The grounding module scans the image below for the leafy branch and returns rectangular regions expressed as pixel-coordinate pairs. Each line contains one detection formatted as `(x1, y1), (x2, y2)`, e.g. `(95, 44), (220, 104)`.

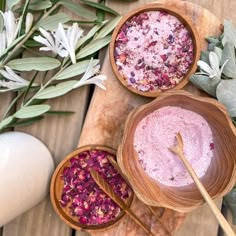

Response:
(190, 20), (236, 121)
(0, 0), (121, 132)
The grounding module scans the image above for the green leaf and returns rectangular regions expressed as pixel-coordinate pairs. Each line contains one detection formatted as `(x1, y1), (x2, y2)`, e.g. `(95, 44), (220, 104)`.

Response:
(0, 116), (14, 130)
(216, 79), (236, 117)
(60, 0), (96, 20)
(96, 0), (105, 22)
(36, 13), (70, 30)
(55, 59), (99, 80)
(29, 0), (52, 10)
(7, 116), (44, 127)
(214, 47), (223, 61)
(46, 110), (74, 115)
(0, 13), (3, 32)
(35, 80), (77, 99)
(77, 35), (111, 59)
(221, 42), (236, 78)
(0, 0), (5, 11)
(7, 57), (61, 71)
(0, 34), (26, 61)
(190, 74), (220, 97)
(200, 51), (210, 64)
(94, 16), (122, 39)
(6, 0), (20, 10)
(206, 36), (219, 44)
(222, 20), (236, 48)
(29, 99), (47, 105)
(80, 0), (119, 16)
(76, 22), (106, 49)
(14, 105), (51, 119)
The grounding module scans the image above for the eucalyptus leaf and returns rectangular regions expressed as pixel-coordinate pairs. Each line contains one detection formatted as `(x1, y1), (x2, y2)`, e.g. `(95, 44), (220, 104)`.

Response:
(214, 47), (223, 61)
(14, 105), (51, 119)
(29, 1), (52, 10)
(0, 116), (14, 130)
(206, 36), (219, 44)
(222, 20), (236, 48)
(0, 13), (3, 32)
(6, 0), (20, 10)
(190, 74), (220, 97)
(221, 42), (236, 78)
(216, 79), (236, 117)
(7, 116), (44, 127)
(55, 59), (99, 80)
(35, 80), (77, 99)
(7, 57), (61, 71)
(77, 35), (111, 59)
(94, 16), (122, 39)
(76, 22), (106, 49)
(80, 0), (119, 16)
(37, 13), (70, 30)
(200, 51), (210, 64)
(60, 0), (96, 20)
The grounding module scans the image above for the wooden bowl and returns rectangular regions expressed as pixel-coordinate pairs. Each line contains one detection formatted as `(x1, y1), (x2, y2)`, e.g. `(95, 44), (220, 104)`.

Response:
(50, 145), (134, 230)
(110, 3), (201, 97)
(118, 90), (236, 212)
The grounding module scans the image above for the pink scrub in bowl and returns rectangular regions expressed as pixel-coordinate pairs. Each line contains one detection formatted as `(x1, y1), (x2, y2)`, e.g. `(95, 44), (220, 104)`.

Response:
(134, 106), (214, 187)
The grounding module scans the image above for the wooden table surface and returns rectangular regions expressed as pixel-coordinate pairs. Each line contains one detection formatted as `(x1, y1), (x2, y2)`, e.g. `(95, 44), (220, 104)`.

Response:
(0, 0), (236, 236)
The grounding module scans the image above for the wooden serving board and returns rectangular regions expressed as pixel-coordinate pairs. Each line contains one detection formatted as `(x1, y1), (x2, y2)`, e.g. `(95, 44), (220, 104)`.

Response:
(78, 0), (221, 235)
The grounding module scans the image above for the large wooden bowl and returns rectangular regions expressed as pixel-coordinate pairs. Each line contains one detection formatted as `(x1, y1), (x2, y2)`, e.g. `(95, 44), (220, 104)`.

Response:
(50, 145), (134, 231)
(110, 3), (201, 98)
(118, 90), (236, 212)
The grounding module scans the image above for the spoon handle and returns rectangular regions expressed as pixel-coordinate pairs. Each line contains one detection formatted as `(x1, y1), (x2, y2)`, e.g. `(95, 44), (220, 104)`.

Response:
(177, 150), (235, 236)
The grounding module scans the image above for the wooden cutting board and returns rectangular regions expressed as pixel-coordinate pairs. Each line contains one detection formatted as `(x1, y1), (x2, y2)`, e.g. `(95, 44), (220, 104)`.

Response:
(78, 0), (221, 235)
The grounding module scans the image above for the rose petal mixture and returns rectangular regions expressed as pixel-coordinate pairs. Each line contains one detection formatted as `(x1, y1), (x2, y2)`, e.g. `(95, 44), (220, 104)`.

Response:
(60, 149), (132, 225)
(134, 106), (214, 187)
(114, 11), (194, 92)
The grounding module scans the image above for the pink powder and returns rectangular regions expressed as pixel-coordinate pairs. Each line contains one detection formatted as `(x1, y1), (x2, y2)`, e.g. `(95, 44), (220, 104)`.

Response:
(114, 11), (194, 92)
(133, 106), (214, 187)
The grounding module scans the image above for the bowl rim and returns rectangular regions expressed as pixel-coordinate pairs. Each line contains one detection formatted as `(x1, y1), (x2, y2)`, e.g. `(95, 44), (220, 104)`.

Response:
(109, 3), (201, 98)
(118, 90), (236, 212)
(50, 145), (134, 231)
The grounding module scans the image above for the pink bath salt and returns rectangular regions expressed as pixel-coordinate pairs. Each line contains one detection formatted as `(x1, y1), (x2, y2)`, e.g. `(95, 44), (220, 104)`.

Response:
(133, 106), (214, 187)
(114, 11), (194, 92)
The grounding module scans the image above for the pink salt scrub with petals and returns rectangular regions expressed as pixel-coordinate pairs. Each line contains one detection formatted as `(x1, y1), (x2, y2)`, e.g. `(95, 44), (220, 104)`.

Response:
(134, 106), (214, 187)
(114, 11), (194, 92)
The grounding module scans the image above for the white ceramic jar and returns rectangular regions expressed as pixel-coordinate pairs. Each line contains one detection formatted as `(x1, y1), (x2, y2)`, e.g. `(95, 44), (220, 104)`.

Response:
(0, 132), (54, 226)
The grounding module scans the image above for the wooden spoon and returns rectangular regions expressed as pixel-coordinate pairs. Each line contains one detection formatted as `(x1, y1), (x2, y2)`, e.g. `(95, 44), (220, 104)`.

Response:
(90, 169), (155, 236)
(107, 156), (172, 236)
(169, 132), (235, 236)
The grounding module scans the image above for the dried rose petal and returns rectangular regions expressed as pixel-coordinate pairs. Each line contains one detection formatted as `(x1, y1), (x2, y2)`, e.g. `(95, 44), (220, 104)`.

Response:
(60, 149), (132, 226)
(114, 10), (194, 92)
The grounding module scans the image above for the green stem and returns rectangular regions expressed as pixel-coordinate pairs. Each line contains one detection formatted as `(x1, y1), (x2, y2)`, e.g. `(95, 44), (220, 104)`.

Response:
(3, 2), (60, 64)
(2, 91), (24, 120)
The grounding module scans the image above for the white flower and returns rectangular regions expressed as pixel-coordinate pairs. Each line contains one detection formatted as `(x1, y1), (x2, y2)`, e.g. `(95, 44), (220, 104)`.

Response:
(25, 13), (34, 34)
(73, 59), (107, 90)
(0, 31), (6, 56)
(0, 66), (30, 92)
(55, 23), (83, 64)
(0, 11), (21, 47)
(33, 28), (68, 57)
(197, 51), (228, 80)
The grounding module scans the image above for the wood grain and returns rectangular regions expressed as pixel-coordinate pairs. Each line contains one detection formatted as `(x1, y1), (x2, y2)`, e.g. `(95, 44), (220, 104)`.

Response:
(1, 1), (95, 236)
(77, 0), (230, 235)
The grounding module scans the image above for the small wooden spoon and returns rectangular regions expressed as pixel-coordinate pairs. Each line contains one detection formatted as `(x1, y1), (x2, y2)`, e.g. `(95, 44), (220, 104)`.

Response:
(107, 156), (171, 236)
(169, 132), (235, 236)
(90, 169), (155, 236)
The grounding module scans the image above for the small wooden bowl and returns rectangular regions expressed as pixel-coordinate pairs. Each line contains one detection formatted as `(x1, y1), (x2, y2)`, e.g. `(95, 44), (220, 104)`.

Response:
(118, 90), (236, 212)
(50, 145), (134, 231)
(110, 3), (201, 97)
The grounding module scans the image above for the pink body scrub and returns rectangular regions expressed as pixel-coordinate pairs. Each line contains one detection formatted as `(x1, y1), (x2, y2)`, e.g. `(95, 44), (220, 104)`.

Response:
(60, 150), (132, 225)
(134, 106), (214, 187)
(114, 11), (194, 92)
